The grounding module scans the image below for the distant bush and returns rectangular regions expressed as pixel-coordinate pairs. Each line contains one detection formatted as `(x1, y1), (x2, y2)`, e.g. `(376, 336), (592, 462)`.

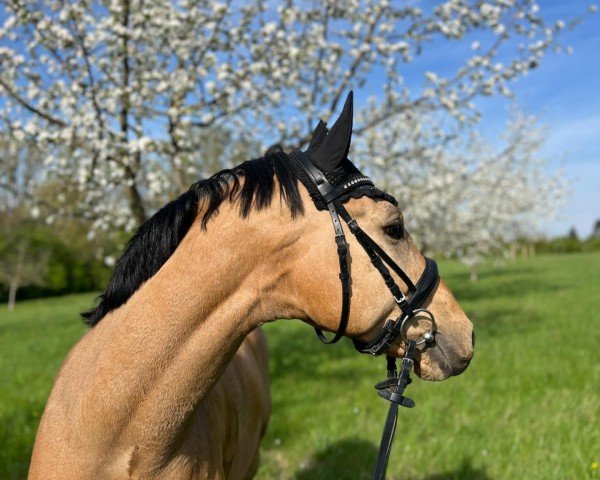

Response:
(535, 236), (600, 254)
(582, 237), (600, 253)
(0, 217), (115, 304)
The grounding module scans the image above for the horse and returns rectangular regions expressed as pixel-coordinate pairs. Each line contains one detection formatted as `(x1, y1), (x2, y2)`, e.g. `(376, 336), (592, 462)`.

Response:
(29, 93), (474, 479)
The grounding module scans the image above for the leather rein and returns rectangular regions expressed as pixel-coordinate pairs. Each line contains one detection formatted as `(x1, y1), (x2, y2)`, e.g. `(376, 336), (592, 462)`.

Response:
(290, 150), (440, 480)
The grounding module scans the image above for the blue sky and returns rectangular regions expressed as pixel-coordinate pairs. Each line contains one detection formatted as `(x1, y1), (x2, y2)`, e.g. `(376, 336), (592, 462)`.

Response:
(431, 1), (599, 238)
(478, 1), (599, 238)
(355, 1), (599, 238)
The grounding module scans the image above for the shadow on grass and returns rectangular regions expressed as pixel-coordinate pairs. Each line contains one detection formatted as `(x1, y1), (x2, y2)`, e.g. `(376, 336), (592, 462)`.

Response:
(467, 304), (545, 338)
(410, 458), (492, 480)
(265, 322), (361, 382)
(294, 438), (490, 480)
(294, 438), (378, 480)
(441, 259), (538, 277)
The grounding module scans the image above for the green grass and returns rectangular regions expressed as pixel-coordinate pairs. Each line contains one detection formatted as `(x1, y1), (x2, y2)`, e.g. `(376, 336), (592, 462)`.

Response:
(257, 254), (600, 480)
(0, 294), (89, 479)
(1, 254), (599, 479)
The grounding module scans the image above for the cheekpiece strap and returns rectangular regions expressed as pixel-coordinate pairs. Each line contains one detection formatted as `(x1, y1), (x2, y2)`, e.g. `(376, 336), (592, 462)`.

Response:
(289, 150), (351, 344)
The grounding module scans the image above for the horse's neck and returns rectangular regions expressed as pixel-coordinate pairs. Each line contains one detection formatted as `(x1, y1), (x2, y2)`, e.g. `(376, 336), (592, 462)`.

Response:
(64, 210), (287, 459)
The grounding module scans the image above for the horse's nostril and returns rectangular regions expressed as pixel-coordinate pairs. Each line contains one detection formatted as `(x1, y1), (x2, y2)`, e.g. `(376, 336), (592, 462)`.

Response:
(472, 330), (476, 348)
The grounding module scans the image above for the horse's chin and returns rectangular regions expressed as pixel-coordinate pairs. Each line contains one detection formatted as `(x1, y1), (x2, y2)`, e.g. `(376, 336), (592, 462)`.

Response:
(413, 351), (453, 381)
(384, 344), (455, 381)
(384, 332), (473, 381)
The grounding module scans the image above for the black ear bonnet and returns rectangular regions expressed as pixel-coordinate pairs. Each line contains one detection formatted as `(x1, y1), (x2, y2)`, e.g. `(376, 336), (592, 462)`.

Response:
(289, 92), (397, 211)
(289, 153), (396, 211)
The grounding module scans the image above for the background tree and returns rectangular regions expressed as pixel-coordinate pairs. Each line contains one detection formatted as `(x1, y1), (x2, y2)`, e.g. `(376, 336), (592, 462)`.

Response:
(568, 226), (579, 240)
(0, 213), (50, 310)
(0, 0), (582, 238)
(0, 134), (48, 309)
(0, 135), (113, 307)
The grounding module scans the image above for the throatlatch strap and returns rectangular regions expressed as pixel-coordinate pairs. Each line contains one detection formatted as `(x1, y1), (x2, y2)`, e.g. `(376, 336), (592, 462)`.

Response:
(314, 200), (351, 344)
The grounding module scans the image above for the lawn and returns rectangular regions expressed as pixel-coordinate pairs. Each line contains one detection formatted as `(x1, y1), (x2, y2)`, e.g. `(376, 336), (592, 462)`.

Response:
(1, 254), (598, 479)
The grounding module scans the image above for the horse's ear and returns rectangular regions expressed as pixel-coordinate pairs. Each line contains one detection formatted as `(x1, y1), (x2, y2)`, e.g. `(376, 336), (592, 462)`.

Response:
(309, 91), (353, 172)
(308, 120), (328, 151)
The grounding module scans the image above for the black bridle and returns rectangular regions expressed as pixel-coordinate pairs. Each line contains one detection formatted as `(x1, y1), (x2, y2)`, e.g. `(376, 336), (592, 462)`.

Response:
(290, 150), (440, 479)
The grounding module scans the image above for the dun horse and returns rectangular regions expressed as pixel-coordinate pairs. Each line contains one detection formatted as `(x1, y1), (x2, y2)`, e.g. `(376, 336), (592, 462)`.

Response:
(30, 94), (473, 479)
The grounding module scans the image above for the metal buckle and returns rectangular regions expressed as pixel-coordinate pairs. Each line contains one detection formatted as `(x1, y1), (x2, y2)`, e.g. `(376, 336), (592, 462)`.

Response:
(393, 292), (406, 304)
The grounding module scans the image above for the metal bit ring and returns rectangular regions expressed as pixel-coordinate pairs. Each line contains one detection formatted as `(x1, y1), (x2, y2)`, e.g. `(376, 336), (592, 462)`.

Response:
(400, 308), (436, 345)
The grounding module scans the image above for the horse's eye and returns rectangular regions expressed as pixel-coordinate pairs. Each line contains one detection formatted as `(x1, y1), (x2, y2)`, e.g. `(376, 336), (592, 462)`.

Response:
(383, 222), (404, 240)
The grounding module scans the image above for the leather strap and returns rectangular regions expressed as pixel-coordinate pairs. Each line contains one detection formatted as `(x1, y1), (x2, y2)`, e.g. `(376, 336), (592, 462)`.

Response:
(290, 148), (440, 479)
(290, 149), (439, 351)
(290, 151), (351, 344)
(373, 403), (397, 480)
(352, 258), (438, 356)
(337, 205), (415, 292)
(372, 341), (417, 480)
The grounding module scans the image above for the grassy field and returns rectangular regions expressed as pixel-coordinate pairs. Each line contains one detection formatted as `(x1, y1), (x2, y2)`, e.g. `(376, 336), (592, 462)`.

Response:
(1, 254), (598, 479)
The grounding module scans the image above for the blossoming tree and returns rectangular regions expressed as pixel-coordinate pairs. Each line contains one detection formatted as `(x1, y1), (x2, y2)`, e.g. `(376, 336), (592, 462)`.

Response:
(0, 0), (584, 261)
(359, 106), (567, 278)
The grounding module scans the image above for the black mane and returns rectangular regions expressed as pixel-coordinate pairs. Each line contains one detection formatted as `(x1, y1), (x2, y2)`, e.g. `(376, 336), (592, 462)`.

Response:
(82, 151), (304, 327)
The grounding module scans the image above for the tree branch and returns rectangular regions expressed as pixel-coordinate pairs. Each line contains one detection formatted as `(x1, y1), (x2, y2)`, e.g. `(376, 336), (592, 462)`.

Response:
(0, 78), (67, 128)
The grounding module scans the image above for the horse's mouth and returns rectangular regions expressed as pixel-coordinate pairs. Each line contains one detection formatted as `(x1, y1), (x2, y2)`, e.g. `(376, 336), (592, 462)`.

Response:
(413, 341), (472, 381)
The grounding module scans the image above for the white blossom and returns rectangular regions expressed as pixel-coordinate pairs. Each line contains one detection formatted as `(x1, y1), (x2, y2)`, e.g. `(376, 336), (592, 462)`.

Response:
(0, 0), (578, 245)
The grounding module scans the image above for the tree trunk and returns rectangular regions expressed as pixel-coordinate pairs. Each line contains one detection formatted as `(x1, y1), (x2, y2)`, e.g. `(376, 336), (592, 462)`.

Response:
(118, 0), (148, 227)
(8, 278), (18, 311)
(470, 265), (478, 283)
(127, 181), (147, 225)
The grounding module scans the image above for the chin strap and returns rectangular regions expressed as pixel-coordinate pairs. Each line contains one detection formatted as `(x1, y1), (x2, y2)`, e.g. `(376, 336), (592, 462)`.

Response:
(372, 340), (417, 480)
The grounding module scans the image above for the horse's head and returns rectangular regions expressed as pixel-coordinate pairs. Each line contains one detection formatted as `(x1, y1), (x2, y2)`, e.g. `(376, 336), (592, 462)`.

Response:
(282, 93), (473, 381)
